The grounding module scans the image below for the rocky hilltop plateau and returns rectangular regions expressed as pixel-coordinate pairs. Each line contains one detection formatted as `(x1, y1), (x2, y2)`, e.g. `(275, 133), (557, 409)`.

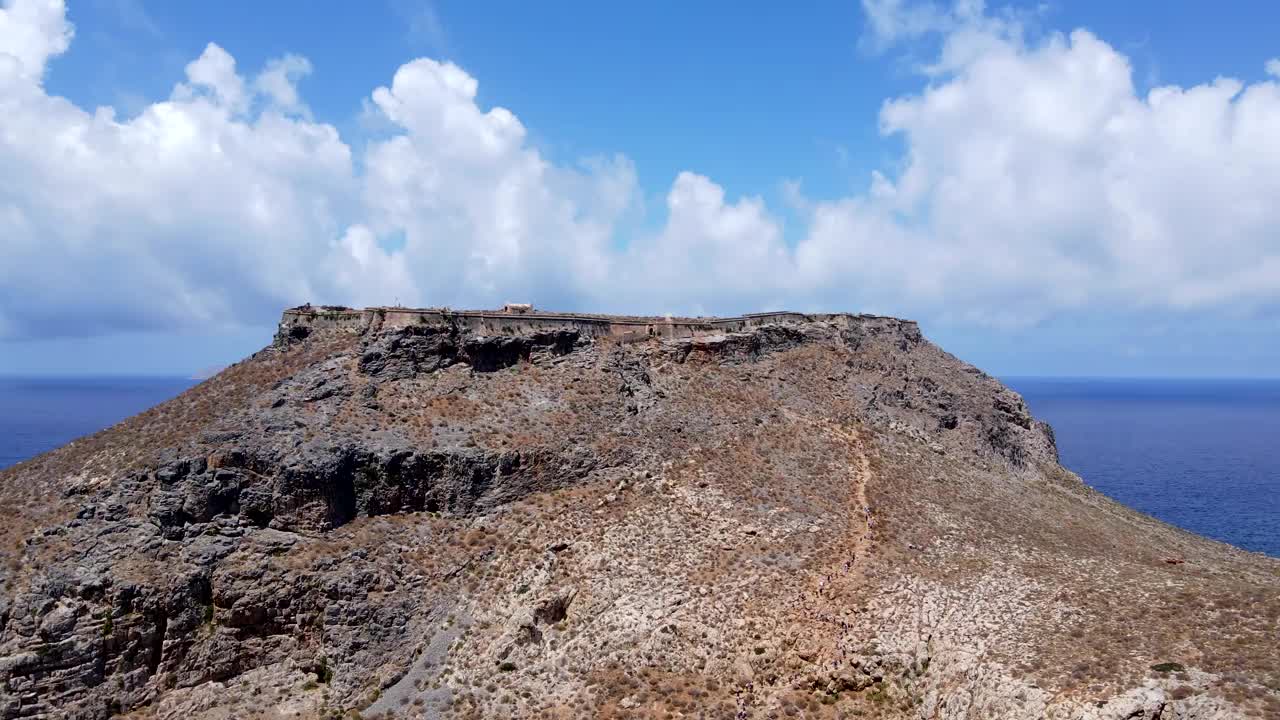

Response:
(0, 306), (1277, 720)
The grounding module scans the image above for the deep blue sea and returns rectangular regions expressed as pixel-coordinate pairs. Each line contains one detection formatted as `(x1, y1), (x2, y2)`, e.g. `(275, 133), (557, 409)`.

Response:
(1006, 378), (1280, 557)
(0, 376), (1276, 556)
(0, 377), (196, 469)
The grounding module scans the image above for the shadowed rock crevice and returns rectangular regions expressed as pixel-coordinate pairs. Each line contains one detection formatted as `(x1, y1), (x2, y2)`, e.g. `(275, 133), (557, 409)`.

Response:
(147, 444), (601, 535)
(358, 324), (461, 379)
(358, 323), (580, 378)
(146, 611), (167, 676)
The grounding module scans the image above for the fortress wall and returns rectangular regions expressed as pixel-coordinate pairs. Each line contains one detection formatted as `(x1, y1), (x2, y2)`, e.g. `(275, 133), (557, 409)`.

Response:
(276, 306), (917, 346)
(275, 307), (372, 344)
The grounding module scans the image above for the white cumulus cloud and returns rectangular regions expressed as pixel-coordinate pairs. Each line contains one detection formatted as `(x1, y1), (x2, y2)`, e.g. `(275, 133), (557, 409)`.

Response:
(617, 173), (792, 315)
(359, 57), (638, 309)
(0, 0), (70, 80)
(253, 53), (313, 115)
(0, 2), (357, 337)
(820, 22), (1280, 324)
(2, 0), (1280, 343)
(177, 43), (247, 113)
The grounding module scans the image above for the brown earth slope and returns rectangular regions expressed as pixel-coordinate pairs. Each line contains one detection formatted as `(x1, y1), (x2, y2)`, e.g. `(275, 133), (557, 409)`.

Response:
(0, 308), (1276, 720)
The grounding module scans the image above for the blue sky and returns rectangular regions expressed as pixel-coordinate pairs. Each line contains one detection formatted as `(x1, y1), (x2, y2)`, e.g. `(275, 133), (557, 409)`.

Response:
(44, 1), (1279, 206)
(2, 0), (1280, 377)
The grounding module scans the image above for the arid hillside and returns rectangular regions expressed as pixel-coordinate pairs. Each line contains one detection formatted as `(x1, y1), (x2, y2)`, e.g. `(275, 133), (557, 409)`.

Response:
(0, 308), (1276, 720)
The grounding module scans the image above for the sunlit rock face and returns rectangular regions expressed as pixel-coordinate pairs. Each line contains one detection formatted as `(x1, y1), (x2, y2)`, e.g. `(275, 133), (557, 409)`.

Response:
(0, 307), (1274, 720)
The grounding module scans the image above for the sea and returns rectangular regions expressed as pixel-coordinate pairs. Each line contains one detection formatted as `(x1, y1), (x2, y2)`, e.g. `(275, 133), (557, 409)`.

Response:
(1005, 378), (1280, 557)
(0, 376), (1276, 557)
(0, 377), (197, 470)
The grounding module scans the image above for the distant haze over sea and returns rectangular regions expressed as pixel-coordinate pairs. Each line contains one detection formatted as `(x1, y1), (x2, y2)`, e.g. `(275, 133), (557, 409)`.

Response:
(1, 375), (1276, 557)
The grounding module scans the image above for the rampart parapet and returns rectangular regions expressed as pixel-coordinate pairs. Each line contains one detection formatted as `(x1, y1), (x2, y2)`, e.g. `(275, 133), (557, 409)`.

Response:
(274, 304), (919, 347)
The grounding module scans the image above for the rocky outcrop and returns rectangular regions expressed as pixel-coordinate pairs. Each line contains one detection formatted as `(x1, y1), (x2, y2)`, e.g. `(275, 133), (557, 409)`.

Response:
(0, 309), (1274, 719)
(356, 324), (580, 379)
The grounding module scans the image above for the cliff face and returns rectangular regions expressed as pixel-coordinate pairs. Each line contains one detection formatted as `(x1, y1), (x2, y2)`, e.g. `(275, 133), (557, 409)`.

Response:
(0, 309), (1276, 720)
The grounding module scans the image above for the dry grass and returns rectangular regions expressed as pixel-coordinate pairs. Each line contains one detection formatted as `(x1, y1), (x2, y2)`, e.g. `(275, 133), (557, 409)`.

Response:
(9, 317), (1279, 718)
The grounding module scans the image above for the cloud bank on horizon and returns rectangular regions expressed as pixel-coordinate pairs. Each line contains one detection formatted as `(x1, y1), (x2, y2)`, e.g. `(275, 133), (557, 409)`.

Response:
(2, 0), (1280, 340)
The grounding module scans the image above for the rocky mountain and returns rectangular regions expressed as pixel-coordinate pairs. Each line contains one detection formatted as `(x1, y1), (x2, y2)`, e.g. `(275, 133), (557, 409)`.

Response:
(1, 307), (1276, 720)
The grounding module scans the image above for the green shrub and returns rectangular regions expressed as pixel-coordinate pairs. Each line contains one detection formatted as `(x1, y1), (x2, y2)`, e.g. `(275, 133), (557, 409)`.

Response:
(317, 656), (334, 683)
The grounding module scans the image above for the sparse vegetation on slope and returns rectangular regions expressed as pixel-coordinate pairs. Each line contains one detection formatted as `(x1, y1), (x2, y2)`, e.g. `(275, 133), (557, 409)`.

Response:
(0, 309), (1275, 719)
